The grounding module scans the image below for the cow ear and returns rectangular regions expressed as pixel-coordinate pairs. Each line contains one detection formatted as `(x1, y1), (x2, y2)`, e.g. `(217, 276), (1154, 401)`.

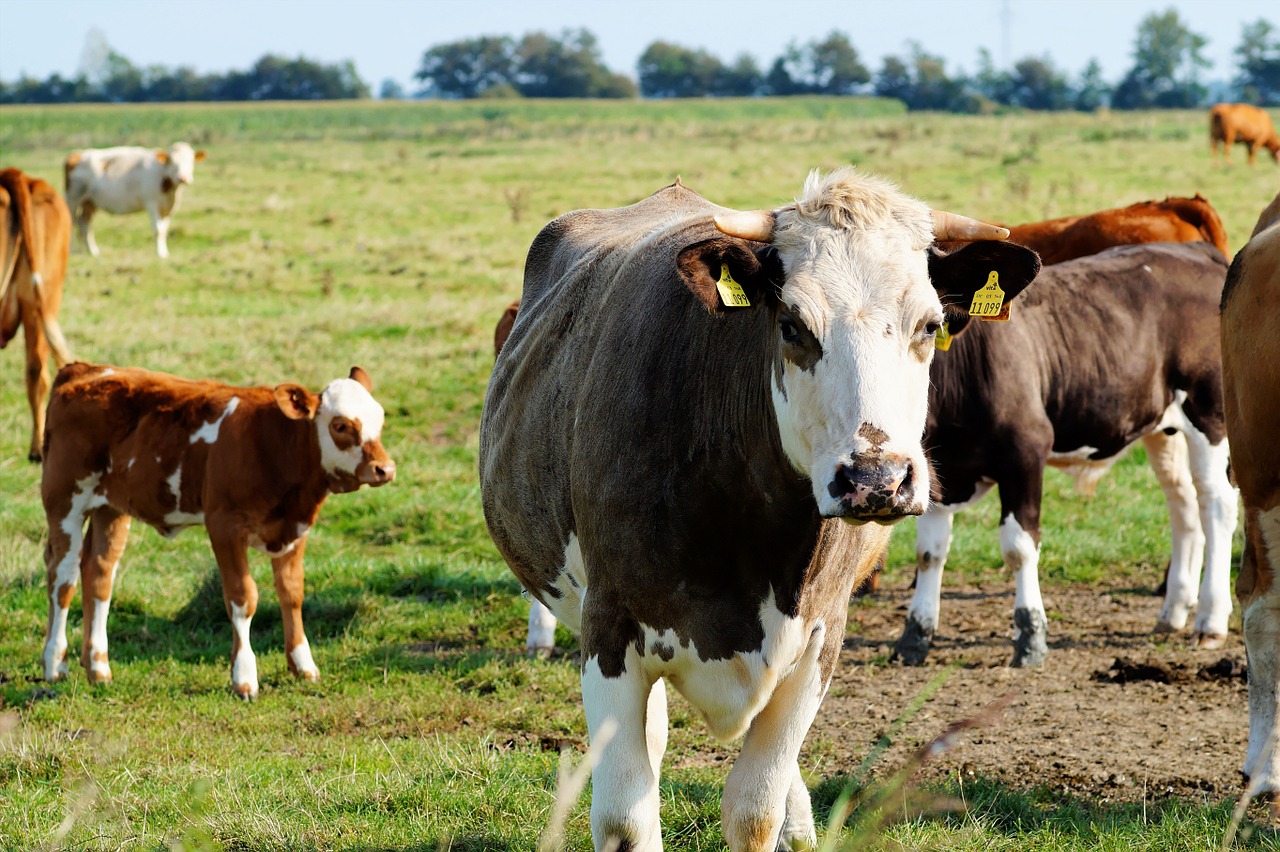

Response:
(349, 366), (373, 391)
(676, 237), (782, 314)
(195, 150), (207, 162)
(155, 150), (170, 165)
(274, 383), (319, 420)
(927, 241), (1041, 337)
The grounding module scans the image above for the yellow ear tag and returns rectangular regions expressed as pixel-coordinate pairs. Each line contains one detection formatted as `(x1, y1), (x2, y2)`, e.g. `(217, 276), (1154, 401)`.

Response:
(716, 263), (751, 308)
(982, 301), (1012, 322)
(968, 270), (1005, 318)
(934, 321), (953, 351)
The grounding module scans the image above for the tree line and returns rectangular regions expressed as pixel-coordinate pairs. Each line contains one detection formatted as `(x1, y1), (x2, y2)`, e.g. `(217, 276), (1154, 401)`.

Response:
(2, 10), (1277, 108)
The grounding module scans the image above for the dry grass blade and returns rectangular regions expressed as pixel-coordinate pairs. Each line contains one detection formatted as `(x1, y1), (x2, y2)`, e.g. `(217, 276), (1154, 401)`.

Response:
(538, 718), (618, 852)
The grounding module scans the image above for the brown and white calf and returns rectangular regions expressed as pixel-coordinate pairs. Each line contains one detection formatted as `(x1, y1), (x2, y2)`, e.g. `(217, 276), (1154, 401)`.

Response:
(1, 167), (73, 460)
(40, 363), (394, 698)
(64, 142), (207, 258)
(1222, 192), (1280, 795)
(481, 171), (1039, 850)
(893, 242), (1237, 667)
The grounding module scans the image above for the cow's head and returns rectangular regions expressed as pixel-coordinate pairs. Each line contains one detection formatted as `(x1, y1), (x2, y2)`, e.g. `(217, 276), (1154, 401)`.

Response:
(154, 142), (207, 188)
(678, 168), (1039, 523)
(273, 367), (396, 493)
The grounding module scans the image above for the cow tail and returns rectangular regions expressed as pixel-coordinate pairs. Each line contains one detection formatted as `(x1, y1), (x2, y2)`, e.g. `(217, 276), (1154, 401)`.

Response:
(11, 172), (73, 365)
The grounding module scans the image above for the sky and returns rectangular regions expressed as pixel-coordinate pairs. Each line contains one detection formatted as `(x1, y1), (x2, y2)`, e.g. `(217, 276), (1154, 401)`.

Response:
(0, 0), (1273, 93)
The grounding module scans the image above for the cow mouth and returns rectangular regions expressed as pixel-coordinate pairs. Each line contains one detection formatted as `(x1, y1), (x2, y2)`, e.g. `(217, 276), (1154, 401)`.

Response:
(827, 505), (922, 526)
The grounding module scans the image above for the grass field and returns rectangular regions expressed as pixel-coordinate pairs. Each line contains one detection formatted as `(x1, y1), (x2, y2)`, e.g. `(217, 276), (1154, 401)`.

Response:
(1, 98), (1277, 850)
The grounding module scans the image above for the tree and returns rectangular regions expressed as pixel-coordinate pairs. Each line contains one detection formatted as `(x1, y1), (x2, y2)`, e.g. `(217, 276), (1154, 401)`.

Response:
(514, 29), (634, 98)
(1074, 58), (1110, 111)
(714, 54), (763, 97)
(1113, 8), (1210, 109)
(1235, 19), (1280, 104)
(637, 41), (722, 98)
(765, 31), (869, 95)
(873, 55), (913, 103)
(1005, 56), (1072, 110)
(414, 36), (514, 98)
(380, 78), (406, 100)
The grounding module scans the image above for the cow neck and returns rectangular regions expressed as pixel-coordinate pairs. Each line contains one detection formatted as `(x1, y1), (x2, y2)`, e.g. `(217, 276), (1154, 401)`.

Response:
(259, 407), (332, 511)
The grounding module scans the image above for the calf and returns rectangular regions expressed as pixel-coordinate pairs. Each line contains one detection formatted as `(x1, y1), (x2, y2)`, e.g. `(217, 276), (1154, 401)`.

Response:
(893, 242), (1237, 667)
(1210, 103), (1280, 166)
(40, 363), (395, 698)
(64, 142), (207, 258)
(1, 167), (73, 460)
(1222, 192), (1280, 795)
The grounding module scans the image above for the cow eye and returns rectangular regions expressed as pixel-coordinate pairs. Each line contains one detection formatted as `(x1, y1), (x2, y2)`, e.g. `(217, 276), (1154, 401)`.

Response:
(780, 316), (800, 344)
(333, 421), (348, 433)
(924, 318), (942, 336)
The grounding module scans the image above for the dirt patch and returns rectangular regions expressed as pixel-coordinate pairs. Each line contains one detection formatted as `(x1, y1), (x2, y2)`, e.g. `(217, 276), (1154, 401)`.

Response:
(797, 580), (1250, 802)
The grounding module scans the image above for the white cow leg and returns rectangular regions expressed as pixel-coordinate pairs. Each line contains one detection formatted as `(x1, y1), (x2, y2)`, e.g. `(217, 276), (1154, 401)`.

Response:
(893, 506), (954, 665)
(1143, 430), (1204, 632)
(1184, 431), (1237, 646)
(152, 209), (171, 259)
(582, 647), (662, 851)
(75, 203), (100, 257)
(723, 623), (826, 852)
(645, 678), (668, 779)
(42, 483), (97, 681)
(81, 508), (131, 683)
(526, 597), (558, 655)
(1243, 508), (1280, 792)
(1003, 513), (1047, 667)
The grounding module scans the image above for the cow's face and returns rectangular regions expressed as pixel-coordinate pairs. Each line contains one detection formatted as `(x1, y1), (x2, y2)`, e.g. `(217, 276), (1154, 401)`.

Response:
(687, 169), (1039, 523)
(274, 367), (395, 493)
(156, 142), (206, 187)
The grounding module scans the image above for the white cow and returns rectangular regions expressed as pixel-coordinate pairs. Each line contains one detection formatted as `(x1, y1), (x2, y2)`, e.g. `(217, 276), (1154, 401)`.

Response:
(64, 142), (207, 259)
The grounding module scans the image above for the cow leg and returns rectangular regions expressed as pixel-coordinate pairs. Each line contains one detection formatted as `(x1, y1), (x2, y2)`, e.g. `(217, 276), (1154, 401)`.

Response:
(1183, 428), (1237, 647)
(527, 597), (558, 655)
(80, 507), (131, 684)
(42, 473), (105, 680)
(74, 199), (99, 257)
(21, 305), (52, 462)
(645, 678), (668, 779)
(998, 460), (1047, 668)
(147, 204), (170, 259)
(1241, 506), (1280, 792)
(893, 505), (956, 665)
(1144, 430), (1205, 633)
(723, 623), (826, 852)
(208, 521), (260, 699)
(271, 540), (319, 681)
(581, 641), (662, 851)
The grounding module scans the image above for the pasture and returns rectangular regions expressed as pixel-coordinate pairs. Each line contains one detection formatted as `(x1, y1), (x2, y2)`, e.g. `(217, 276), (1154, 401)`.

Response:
(1, 99), (1277, 850)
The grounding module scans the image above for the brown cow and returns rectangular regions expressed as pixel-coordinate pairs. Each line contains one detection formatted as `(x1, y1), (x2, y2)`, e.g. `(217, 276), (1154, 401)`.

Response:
(1211, 103), (1280, 166)
(40, 363), (395, 699)
(1222, 192), (1280, 796)
(493, 299), (520, 357)
(0, 167), (73, 461)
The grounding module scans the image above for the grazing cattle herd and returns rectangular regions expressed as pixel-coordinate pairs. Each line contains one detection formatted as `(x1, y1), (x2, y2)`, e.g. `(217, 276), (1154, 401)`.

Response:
(2, 102), (1279, 845)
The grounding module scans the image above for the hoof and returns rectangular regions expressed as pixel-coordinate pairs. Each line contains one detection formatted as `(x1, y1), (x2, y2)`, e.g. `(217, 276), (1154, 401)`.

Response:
(891, 615), (933, 666)
(1153, 620), (1179, 635)
(1194, 632), (1227, 650)
(298, 669), (320, 682)
(526, 645), (553, 659)
(1012, 607), (1048, 668)
(86, 670), (113, 685)
(232, 683), (259, 701)
(28, 450), (42, 463)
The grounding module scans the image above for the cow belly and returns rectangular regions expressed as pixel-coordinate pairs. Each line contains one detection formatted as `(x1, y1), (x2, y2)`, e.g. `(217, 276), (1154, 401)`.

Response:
(637, 592), (816, 742)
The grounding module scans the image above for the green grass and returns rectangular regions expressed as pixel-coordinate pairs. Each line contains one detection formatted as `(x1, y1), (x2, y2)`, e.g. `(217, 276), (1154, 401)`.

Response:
(1, 99), (1275, 850)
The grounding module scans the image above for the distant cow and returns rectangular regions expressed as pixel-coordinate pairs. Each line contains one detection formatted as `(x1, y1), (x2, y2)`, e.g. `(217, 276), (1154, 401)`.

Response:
(893, 242), (1236, 668)
(481, 170), (1039, 850)
(1210, 103), (1280, 166)
(0, 167), (73, 460)
(1222, 193), (1280, 796)
(64, 142), (207, 258)
(493, 299), (520, 357)
(40, 363), (395, 698)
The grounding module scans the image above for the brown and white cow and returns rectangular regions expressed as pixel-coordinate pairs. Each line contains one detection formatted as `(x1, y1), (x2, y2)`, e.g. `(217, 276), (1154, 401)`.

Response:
(893, 242), (1237, 668)
(64, 142), (207, 258)
(1222, 192), (1280, 796)
(480, 171), (1040, 851)
(1, 167), (73, 460)
(40, 363), (395, 699)
(1210, 103), (1280, 166)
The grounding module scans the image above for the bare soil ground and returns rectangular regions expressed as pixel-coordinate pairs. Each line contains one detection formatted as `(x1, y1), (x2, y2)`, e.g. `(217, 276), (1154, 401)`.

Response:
(810, 580), (1251, 803)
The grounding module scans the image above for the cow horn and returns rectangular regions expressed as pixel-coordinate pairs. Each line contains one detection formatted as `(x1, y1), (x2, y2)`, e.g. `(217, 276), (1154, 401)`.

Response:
(931, 210), (1010, 241)
(714, 210), (775, 242)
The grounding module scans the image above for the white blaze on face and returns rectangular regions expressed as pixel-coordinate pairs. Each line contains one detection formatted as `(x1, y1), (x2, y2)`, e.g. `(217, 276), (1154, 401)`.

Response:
(167, 142), (199, 185)
(316, 378), (385, 477)
(768, 171), (939, 517)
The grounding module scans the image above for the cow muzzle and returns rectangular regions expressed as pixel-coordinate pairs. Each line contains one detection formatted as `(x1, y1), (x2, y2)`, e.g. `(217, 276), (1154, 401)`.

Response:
(357, 456), (396, 487)
(825, 454), (921, 523)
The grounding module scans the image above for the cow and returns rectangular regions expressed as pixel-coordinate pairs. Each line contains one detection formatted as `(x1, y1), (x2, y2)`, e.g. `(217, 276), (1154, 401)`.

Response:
(0, 167), (73, 461)
(64, 142), (207, 258)
(479, 170), (1040, 851)
(1210, 103), (1280, 166)
(892, 242), (1237, 669)
(493, 299), (520, 359)
(1222, 192), (1280, 796)
(40, 363), (395, 699)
